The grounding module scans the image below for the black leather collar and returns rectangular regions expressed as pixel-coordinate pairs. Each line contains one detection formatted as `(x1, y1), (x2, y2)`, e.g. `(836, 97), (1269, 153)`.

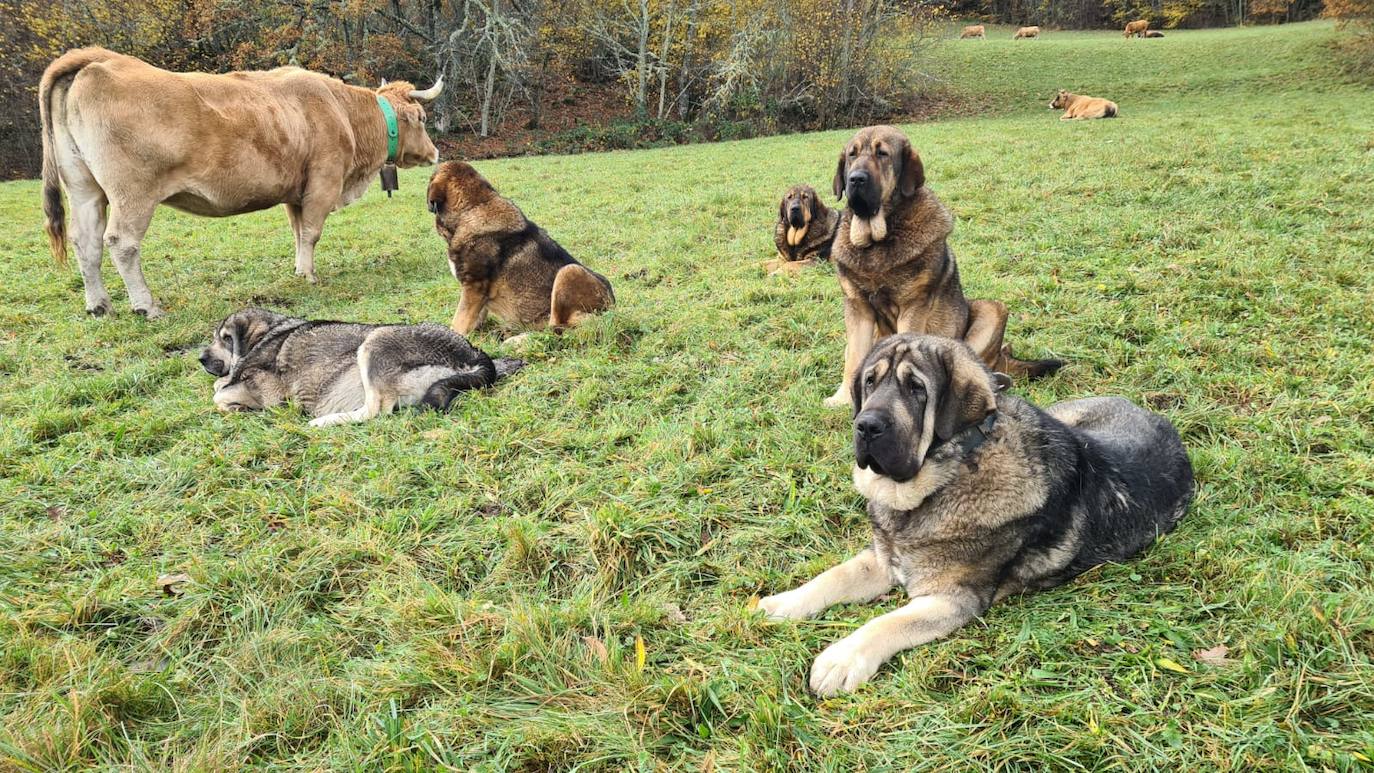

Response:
(932, 412), (997, 459)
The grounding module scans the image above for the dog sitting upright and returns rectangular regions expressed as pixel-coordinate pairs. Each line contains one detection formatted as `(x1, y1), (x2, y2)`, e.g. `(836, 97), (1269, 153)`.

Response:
(199, 307), (524, 427)
(824, 125), (1062, 408)
(427, 161), (615, 339)
(766, 184), (840, 275)
(760, 334), (1194, 696)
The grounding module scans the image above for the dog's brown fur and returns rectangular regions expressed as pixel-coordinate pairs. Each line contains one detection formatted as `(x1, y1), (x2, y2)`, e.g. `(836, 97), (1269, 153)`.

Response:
(767, 184), (840, 276)
(822, 126), (1061, 407)
(1123, 19), (1149, 37)
(427, 161), (614, 336)
(1013, 26), (1040, 38)
(960, 24), (986, 38)
(1049, 89), (1119, 120)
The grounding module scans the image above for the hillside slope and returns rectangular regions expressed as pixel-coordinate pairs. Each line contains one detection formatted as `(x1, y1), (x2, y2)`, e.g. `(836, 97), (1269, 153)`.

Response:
(1, 21), (1370, 771)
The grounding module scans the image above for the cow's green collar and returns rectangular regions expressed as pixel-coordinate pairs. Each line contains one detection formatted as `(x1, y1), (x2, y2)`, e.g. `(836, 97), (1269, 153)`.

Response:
(376, 95), (399, 163)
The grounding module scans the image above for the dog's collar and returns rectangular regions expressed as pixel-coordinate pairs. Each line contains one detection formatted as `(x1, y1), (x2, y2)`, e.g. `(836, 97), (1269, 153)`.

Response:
(377, 95), (399, 163)
(932, 412), (997, 459)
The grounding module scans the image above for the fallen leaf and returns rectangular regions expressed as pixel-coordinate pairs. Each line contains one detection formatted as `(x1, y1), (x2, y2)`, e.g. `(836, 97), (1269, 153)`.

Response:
(582, 636), (608, 663)
(1192, 644), (1232, 666)
(662, 602), (687, 624)
(746, 595), (760, 611)
(156, 573), (192, 597)
(634, 635), (646, 673)
(1155, 657), (1189, 674)
(701, 749), (717, 773)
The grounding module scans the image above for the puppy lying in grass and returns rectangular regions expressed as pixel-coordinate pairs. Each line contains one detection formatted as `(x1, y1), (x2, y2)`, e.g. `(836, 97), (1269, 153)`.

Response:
(199, 307), (524, 427)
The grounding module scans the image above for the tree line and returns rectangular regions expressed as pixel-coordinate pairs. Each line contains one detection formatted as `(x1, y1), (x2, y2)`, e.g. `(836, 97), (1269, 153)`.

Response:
(1, 0), (1358, 180)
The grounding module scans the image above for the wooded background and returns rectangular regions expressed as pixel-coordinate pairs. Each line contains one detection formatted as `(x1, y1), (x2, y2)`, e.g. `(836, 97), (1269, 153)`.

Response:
(1, 0), (1360, 180)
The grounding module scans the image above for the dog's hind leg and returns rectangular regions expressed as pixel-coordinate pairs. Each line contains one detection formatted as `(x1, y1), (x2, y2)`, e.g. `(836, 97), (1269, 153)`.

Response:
(965, 299), (1009, 368)
(309, 336), (389, 427)
(550, 265), (614, 331)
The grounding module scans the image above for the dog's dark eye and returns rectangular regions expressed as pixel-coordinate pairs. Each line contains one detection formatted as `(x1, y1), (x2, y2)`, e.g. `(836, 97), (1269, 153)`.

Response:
(864, 372), (877, 390)
(221, 334), (232, 346)
(876, 148), (888, 158)
(906, 376), (925, 395)
(848, 148), (858, 158)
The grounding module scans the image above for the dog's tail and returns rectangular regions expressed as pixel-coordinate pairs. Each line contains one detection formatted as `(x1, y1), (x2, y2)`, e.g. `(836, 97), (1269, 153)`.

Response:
(1000, 345), (1065, 380)
(1105, 103), (1119, 118)
(39, 48), (118, 267)
(419, 357), (525, 411)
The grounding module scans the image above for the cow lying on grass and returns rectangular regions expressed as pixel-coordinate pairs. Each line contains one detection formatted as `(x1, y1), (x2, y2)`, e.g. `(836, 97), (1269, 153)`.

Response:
(39, 48), (443, 318)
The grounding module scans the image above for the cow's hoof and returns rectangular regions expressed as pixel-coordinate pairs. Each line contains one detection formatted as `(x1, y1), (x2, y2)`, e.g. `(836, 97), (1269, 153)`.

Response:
(86, 299), (113, 316)
(133, 306), (166, 320)
(295, 270), (318, 284)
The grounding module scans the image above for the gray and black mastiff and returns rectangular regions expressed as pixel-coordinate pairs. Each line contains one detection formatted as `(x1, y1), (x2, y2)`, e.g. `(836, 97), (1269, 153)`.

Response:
(760, 334), (1193, 696)
(199, 307), (524, 427)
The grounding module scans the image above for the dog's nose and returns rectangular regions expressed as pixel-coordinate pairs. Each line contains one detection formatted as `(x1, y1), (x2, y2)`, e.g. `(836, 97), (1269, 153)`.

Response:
(847, 170), (870, 187)
(855, 413), (888, 441)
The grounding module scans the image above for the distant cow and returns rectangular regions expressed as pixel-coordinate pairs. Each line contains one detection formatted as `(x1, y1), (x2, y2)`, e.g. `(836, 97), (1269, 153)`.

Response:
(1124, 19), (1149, 37)
(961, 25), (987, 39)
(1049, 90), (1119, 120)
(39, 48), (444, 318)
(1144, 30), (1166, 38)
(1014, 26), (1041, 39)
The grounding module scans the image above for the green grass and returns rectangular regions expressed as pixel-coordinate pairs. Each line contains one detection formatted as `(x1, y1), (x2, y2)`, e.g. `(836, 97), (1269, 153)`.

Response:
(1, 20), (1371, 771)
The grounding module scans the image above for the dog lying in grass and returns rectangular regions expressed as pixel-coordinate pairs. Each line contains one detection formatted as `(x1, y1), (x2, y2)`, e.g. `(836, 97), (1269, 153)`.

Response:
(199, 307), (524, 427)
(760, 334), (1193, 696)
(767, 183), (840, 275)
(1050, 89), (1119, 120)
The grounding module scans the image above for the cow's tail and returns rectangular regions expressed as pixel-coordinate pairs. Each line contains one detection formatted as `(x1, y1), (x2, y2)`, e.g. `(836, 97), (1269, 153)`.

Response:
(40, 48), (117, 267)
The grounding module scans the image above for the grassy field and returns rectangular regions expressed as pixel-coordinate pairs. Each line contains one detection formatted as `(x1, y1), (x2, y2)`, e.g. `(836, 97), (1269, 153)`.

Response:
(1, 20), (1371, 771)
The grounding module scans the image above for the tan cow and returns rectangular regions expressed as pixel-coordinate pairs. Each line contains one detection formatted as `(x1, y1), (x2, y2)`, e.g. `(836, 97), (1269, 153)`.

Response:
(1013, 26), (1041, 39)
(1049, 89), (1119, 120)
(39, 48), (443, 318)
(960, 25), (986, 39)
(1124, 19), (1150, 37)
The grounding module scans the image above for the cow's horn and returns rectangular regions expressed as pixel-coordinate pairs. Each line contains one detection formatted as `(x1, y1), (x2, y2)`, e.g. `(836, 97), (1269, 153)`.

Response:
(409, 76), (444, 102)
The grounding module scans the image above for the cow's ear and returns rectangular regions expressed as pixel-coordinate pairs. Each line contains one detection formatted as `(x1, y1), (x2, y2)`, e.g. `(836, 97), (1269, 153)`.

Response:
(833, 152), (847, 200)
(899, 142), (924, 198)
(934, 346), (996, 441)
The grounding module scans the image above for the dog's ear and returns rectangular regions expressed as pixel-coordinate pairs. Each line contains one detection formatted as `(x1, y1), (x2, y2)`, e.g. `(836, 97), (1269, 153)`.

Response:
(899, 142), (925, 198)
(779, 195), (787, 222)
(427, 175), (446, 215)
(934, 348), (997, 441)
(833, 152), (847, 200)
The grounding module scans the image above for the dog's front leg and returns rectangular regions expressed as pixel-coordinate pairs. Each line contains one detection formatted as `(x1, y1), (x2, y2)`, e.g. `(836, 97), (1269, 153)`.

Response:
(450, 282), (490, 335)
(809, 592), (981, 697)
(825, 297), (876, 408)
(758, 548), (893, 621)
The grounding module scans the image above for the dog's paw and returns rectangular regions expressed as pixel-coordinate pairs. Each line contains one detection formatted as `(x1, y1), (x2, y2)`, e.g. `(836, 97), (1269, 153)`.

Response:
(809, 634), (882, 697)
(822, 389), (849, 409)
(757, 589), (817, 621)
(133, 305), (166, 320)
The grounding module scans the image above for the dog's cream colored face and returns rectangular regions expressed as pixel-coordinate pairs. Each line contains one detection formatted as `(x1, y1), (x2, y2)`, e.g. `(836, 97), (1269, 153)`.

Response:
(1050, 90), (1071, 109)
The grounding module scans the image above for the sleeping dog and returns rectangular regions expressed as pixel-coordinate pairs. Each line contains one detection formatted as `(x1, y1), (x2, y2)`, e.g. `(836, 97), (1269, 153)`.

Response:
(199, 307), (524, 426)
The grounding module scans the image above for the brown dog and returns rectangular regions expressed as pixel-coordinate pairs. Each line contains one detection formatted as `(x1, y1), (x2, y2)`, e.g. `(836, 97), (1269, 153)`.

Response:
(1013, 26), (1040, 39)
(427, 161), (614, 338)
(1144, 30), (1165, 38)
(960, 24), (986, 39)
(766, 184), (840, 275)
(822, 126), (1062, 408)
(1049, 90), (1119, 120)
(1124, 19), (1149, 37)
